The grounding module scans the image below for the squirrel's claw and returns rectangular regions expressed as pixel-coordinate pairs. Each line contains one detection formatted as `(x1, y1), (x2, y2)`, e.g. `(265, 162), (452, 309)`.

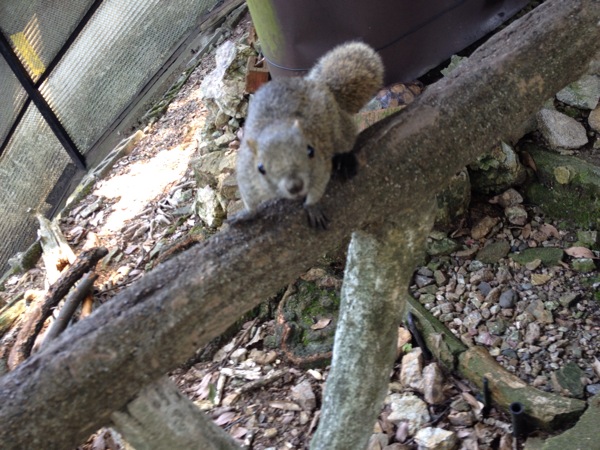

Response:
(305, 205), (329, 229)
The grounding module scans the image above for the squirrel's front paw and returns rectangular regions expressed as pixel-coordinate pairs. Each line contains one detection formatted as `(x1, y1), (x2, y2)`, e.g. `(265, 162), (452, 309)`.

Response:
(304, 204), (329, 229)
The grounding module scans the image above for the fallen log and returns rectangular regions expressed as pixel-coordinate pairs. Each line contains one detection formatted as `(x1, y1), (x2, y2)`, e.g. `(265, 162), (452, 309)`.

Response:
(0, 1), (598, 448)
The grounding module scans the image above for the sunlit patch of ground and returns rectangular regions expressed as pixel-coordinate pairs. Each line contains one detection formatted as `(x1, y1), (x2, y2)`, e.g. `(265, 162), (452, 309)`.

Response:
(92, 143), (196, 235)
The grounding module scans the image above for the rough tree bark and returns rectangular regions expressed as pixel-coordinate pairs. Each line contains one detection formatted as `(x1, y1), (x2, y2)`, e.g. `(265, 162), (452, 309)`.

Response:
(311, 205), (436, 450)
(0, 1), (598, 448)
(111, 377), (240, 450)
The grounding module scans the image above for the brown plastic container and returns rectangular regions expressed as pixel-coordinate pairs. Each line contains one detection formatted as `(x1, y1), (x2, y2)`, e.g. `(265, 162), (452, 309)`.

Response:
(247, 0), (529, 84)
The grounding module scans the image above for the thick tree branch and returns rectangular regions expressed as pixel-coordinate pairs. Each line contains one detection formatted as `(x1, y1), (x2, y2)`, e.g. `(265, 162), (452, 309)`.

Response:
(0, 1), (598, 448)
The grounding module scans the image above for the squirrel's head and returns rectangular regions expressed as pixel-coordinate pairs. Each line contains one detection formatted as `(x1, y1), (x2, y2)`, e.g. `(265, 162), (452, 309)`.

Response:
(247, 120), (319, 201)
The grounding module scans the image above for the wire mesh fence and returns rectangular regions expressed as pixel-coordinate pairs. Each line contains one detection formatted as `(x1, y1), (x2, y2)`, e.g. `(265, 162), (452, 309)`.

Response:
(0, 0), (221, 272)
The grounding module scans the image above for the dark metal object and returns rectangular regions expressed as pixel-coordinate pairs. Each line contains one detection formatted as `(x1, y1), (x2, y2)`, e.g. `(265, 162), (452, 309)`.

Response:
(0, 0), (104, 168)
(247, 0), (529, 84)
(482, 377), (492, 417)
(510, 401), (526, 438)
(406, 311), (432, 361)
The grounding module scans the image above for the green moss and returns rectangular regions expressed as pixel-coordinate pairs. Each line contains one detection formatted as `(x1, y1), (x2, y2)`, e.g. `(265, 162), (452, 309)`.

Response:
(276, 279), (341, 366)
(522, 144), (600, 227)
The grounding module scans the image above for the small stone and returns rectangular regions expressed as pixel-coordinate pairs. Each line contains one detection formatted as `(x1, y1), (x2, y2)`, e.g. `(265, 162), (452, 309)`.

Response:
(400, 348), (424, 391)
(559, 292), (579, 307)
(299, 411), (311, 425)
(556, 74), (600, 110)
(476, 240), (511, 264)
(499, 289), (517, 308)
(214, 131), (236, 147)
(589, 105), (600, 132)
(427, 237), (461, 256)
(488, 320), (507, 335)
(195, 185), (225, 228)
(447, 411), (475, 427)
(496, 266), (512, 283)
(551, 362), (585, 398)
(291, 380), (316, 411)
(383, 444), (410, 450)
(537, 108), (588, 150)
(526, 299), (554, 324)
(525, 259), (542, 271)
(586, 384), (600, 396)
(463, 311), (483, 331)
(249, 349), (278, 365)
(263, 428), (278, 439)
(415, 275), (435, 288)
(230, 348), (247, 362)
(505, 205), (528, 226)
(417, 267), (434, 277)
(467, 260), (486, 272)
(572, 258), (596, 273)
(450, 397), (471, 412)
(367, 433), (389, 450)
(524, 322), (541, 344)
(414, 427), (458, 450)
(489, 188), (523, 208)
(423, 363), (445, 404)
(485, 287), (502, 303)
(477, 281), (492, 296)
(434, 270), (448, 286)
(387, 393), (431, 436)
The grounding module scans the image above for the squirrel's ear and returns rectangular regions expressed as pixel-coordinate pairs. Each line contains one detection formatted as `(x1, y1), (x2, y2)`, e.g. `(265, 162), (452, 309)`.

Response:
(292, 119), (301, 130)
(246, 139), (258, 156)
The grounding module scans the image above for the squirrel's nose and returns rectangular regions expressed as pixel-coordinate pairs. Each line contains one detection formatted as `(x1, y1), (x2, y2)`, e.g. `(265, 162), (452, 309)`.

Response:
(286, 178), (304, 195)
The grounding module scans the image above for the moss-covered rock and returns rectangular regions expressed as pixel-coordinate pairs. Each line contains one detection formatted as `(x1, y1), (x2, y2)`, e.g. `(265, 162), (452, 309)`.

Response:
(469, 141), (527, 194)
(274, 278), (342, 366)
(523, 143), (600, 227)
(509, 247), (564, 266)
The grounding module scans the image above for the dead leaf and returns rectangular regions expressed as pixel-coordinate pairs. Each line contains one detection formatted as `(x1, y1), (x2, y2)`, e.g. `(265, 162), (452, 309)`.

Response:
(565, 246), (596, 259)
(521, 150), (537, 172)
(539, 223), (560, 239)
(214, 411), (238, 426)
(521, 223), (532, 239)
(462, 391), (483, 414)
(269, 401), (302, 411)
(230, 424), (248, 440)
(531, 273), (552, 285)
(195, 373), (214, 399)
(311, 318), (331, 330)
(395, 421), (409, 443)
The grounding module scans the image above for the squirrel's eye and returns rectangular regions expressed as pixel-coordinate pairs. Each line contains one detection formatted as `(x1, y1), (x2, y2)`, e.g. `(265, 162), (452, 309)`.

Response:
(307, 145), (315, 158)
(257, 163), (266, 175)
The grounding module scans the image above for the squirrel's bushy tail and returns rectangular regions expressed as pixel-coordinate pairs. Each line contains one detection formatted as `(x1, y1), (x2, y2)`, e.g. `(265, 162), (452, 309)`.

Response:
(307, 41), (384, 114)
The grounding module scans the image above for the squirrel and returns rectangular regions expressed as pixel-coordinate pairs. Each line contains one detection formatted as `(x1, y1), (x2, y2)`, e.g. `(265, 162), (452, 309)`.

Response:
(235, 41), (384, 228)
